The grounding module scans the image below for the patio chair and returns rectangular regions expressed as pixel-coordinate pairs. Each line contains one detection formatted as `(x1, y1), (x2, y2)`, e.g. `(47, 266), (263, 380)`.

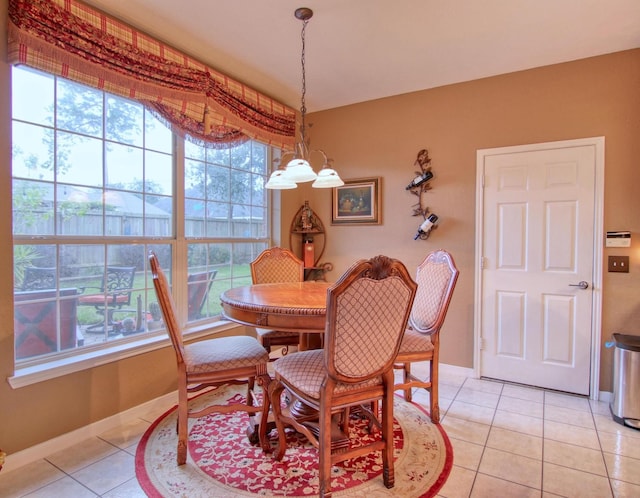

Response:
(269, 255), (417, 497)
(20, 266), (56, 291)
(250, 247), (304, 357)
(148, 251), (271, 464)
(394, 249), (459, 423)
(77, 266), (136, 334)
(187, 269), (218, 320)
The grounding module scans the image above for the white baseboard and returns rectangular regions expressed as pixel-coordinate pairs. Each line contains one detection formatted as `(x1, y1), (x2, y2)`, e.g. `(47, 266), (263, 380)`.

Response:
(1, 391), (177, 474)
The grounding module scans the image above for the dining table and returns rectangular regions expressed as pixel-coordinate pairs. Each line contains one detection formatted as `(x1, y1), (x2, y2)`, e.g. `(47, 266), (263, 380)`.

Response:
(220, 280), (332, 350)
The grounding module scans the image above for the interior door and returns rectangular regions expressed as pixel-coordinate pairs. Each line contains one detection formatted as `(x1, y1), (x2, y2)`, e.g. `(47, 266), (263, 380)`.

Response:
(477, 140), (602, 395)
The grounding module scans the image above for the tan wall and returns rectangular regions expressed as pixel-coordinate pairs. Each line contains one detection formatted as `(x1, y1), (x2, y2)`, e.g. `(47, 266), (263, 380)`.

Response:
(0, 0), (637, 454)
(287, 48), (640, 391)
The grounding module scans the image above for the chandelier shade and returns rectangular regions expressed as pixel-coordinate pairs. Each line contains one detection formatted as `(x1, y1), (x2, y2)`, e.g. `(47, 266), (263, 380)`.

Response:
(266, 8), (343, 190)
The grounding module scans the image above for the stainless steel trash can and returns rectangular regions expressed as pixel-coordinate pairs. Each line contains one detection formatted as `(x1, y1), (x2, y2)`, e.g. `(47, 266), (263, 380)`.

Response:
(610, 333), (640, 430)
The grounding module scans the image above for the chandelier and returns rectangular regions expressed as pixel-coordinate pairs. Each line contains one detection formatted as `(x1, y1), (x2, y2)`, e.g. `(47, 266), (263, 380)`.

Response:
(266, 8), (344, 190)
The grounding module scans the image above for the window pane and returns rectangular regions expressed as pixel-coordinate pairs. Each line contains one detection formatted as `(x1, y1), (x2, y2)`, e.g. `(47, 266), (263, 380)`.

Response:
(145, 113), (172, 153)
(12, 67), (54, 126)
(57, 185), (103, 236)
(56, 131), (103, 187)
(56, 79), (103, 137)
(106, 143), (143, 189)
(13, 180), (54, 236)
(106, 96), (143, 146)
(12, 122), (54, 182)
(145, 150), (172, 195)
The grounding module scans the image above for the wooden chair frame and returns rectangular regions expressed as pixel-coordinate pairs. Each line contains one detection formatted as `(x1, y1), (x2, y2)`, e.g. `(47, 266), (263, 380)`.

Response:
(269, 255), (417, 497)
(394, 249), (459, 423)
(250, 247), (305, 356)
(148, 251), (271, 464)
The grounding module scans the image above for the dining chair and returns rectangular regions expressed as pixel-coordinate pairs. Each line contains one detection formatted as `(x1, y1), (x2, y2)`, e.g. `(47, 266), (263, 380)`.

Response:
(394, 249), (459, 423)
(250, 247), (304, 357)
(148, 251), (272, 464)
(269, 255), (417, 498)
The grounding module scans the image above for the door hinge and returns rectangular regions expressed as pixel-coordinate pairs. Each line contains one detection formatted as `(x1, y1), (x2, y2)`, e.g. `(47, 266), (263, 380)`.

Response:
(479, 337), (486, 350)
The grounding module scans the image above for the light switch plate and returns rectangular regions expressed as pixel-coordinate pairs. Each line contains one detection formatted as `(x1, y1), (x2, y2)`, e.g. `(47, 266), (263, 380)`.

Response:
(608, 256), (629, 273)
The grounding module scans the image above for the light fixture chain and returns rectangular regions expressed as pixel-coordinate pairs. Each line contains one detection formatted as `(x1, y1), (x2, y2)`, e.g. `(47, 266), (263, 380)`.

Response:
(299, 18), (308, 145)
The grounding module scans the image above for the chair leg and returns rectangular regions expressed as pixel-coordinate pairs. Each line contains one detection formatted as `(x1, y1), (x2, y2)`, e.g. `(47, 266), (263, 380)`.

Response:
(430, 359), (440, 423)
(402, 363), (413, 402)
(257, 373), (272, 453)
(381, 376), (395, 489)
(268, 380), (289, 461)
(318, 394), (333, 498)
(176, 383), (189, 465)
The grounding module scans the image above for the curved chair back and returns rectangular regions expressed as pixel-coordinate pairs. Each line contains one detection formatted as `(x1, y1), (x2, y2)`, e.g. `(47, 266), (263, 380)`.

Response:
(324, 255), (417, 382)
(409, 249), (459, 335)
(250, 247), (304, 284)
(148, 251), (185, 365)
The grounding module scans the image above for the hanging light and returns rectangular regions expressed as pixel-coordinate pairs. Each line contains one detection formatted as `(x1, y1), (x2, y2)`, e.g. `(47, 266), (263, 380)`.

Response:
(266, 7), (343, 190)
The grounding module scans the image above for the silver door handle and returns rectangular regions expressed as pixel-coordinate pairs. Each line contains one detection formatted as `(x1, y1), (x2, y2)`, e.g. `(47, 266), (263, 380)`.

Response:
(569, 281), (589, 290)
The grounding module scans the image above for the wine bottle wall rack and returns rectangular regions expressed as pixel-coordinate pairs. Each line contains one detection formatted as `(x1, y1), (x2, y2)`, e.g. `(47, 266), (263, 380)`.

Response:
(406, 148), (437, 240)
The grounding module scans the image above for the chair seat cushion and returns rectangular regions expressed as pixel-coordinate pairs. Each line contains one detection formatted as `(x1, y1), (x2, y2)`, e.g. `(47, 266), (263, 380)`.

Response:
(274, 350), (381, 400)
(78, 294), (129, 305)
(399, 328), (434, 354)
(184, 336), (269, 374)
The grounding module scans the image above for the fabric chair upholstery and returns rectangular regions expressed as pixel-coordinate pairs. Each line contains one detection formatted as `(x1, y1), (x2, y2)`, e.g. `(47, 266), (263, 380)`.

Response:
(269, 255), (417, 498)
(394, 249), (459, 423)
(250, 247), (305, 356)
(148, 251), (271, 465)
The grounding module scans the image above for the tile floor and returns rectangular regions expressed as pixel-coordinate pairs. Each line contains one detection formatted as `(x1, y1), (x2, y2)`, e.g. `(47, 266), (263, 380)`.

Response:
(1, 366), (639, 497)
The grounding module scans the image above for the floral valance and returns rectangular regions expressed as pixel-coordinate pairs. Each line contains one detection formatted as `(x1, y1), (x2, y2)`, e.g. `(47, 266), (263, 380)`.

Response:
(7, 0), (296, 149)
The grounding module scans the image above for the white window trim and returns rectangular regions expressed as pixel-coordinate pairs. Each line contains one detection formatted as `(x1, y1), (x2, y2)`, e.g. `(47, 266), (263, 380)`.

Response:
(7, 320), (242, 388)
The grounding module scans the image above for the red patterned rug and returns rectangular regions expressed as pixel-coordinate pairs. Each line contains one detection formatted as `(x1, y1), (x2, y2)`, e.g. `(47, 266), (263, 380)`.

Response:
(136, 385), (453, 497)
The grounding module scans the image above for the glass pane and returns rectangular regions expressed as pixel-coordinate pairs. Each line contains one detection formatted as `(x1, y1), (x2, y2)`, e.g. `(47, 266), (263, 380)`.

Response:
(185, 159), (206, 199)
(12, 67), (54, 126)
(230, 170), (251, 203)
(230, 142), (252, 170)
(106, 143), (143, 189)
(56, 79), (103, 137)
(56, 131), (103, 187)
(186, 244), (220, 321)
(206, 147), (229, 165)
(145, 113), (172, 153)
(12, 122), (54, 181)
(185, 140), (206, 161)
(145, 150), (172, 195)
(14, 244), (57, 292)
(57, 185), (103, 236)
(252, 173), (266, 206)
(207, 164), (230, 201)
(251, 142), (268, 175)
(106, 96), (143, 146)
(13, 180), (54, 236)
(144, 195), (172, 237)
(185, 199), (205, 237)
(206, 201), (230, 237)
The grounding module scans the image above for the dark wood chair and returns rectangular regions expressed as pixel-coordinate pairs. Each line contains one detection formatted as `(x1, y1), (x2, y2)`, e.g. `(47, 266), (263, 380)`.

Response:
(77, 266), (136, 333)
(14, 288), (79, 359)
(187, 269), (218, 320)
(250, 247), (304, 357)
(148, 251), (271, 465)
(394, 249), (459, 423)
(269, 255), (417, 497)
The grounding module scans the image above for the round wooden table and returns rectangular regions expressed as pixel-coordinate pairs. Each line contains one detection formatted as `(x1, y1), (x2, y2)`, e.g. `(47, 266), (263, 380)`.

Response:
(220, 281), (331, 336)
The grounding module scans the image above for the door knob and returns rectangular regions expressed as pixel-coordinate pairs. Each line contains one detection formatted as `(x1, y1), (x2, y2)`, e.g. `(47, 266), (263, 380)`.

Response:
(569, 281), (589, 290)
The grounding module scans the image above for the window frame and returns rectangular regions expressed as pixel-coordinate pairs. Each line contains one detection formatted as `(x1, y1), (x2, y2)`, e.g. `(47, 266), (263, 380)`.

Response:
(10, 66), (275, 386)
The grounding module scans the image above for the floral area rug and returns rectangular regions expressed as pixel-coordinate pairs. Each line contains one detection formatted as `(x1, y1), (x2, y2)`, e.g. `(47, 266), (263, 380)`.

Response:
(136, 385), (453, 497)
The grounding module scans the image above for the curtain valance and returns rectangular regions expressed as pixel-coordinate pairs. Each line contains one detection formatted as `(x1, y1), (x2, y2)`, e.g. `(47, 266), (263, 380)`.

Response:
(7, 0), (296, 149)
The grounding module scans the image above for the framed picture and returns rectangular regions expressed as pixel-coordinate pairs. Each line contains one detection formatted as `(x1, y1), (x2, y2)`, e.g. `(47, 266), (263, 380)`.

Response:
(332, 177), (381, 225)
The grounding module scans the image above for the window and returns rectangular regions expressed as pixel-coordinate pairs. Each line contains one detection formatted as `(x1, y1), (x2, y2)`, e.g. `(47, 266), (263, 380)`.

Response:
(12, 66), (271, 367)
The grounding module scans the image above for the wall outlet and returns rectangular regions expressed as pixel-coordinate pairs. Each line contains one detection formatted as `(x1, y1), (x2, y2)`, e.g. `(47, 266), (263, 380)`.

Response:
(608, 255), (629, 273)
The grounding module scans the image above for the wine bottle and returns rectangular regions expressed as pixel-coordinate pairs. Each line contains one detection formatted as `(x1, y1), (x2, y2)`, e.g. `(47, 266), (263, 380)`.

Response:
(414, 214), (438, 240)
(405, 170), (433, 190)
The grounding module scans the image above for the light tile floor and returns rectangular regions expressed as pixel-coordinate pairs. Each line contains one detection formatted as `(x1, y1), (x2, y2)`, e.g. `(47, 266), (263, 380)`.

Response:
(1, 367), (639, 497)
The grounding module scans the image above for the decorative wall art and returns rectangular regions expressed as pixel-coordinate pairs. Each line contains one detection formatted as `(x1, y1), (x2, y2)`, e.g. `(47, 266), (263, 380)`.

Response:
(407, 149), (438, 240)
(332, 177), (381, 225)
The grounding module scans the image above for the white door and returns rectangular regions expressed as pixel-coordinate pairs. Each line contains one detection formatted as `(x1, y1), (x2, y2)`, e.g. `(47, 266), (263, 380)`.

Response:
(476, 139), (603, 396)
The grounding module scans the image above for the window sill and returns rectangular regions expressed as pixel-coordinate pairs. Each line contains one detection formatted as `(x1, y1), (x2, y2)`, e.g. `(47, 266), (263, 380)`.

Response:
(7, 320), (242, 389)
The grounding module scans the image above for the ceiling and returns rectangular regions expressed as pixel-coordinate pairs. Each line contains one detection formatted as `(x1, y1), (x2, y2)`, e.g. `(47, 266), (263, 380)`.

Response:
(82, 0), (640, 113)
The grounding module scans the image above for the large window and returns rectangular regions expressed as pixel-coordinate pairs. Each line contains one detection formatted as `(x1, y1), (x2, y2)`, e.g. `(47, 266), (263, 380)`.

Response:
(12, 66), (271, 366)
